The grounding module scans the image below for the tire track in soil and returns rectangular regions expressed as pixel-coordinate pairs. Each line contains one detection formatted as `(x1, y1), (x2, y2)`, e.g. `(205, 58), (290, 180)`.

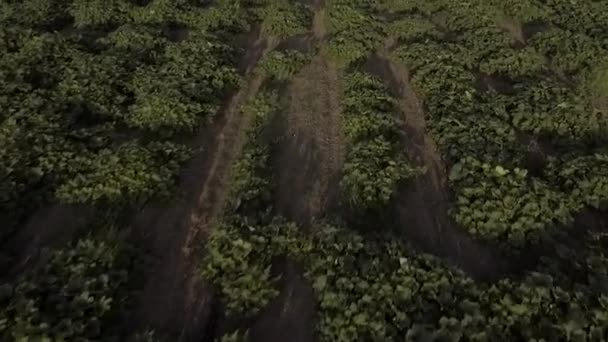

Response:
(130, 31), (278, 341)
(363, 41), (511, 281)
(248, 4), (340, 341)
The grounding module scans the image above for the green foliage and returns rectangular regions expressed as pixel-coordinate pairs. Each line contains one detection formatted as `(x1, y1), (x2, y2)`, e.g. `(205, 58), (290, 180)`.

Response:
(529, 29), (604, 74)
(390, 0), (608, 246)
(543, 0), (608, 41)
(387, 17), (442, 42)
(224, 91), (279, 219)
(219, 330), (249, 342)
(340, 72), (422, 211)
(411, 63), (477, 119)
(479, 47), (546, 78)
(0, 0), (243, 237)
(545, 154), (608, 210)
(56, 142), (190, 205)
(128, 31), (240, 132)
(374, 0), (446, 15)
(325, 1), (386, 66)
(341, 137), (419, 210)
(258, 0), (311, 38)
(307, 224), (482, 341)
(202, 221), (287, 317)
(258, 50), (312, 81)
(307, 224), (608, 341)
(392, 42), (475, 71)
(0, 238), (129, 341)
(431, 114), (522, 166)
(486, 0), (552, 24)
(508, 80), (607, 138)
(449, 157), (573, 246)
(70, 0), (131, 27)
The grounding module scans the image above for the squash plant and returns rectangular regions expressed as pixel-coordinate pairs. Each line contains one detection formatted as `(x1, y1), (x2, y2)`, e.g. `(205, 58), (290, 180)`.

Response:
(387, 17), (442, 43)
(485, 0), (552, 24)
(545, 153), (608, 210)
(0, 238), (129, 341)
(257, 0), (311, 38)
(449, 157), (574, 246)
(325, 0), (386, 67)
(0, 0), (244, 239)
(307, 223), (608, 341)
(258, 50), (312, 82)
(339, 72), (422, 211)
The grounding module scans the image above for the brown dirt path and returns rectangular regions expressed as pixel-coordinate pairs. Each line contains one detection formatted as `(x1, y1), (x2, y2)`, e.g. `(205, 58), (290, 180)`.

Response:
(248, 3), (340, 341)
(365, 43), (511, 281)
(273, 55), (344, 226)
(130, 31), (278, 341)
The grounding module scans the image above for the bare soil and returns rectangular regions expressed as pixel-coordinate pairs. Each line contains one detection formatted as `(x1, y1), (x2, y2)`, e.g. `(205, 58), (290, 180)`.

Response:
(246, 55), (343, 342)
(247, 6), (342, 337)
(364, 47), (512, 281)
(273, 55), (344, 226)
(129, 30), (278, 341)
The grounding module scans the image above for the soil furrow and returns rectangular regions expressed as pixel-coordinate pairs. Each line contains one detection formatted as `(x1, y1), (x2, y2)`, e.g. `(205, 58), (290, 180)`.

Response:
(365, 47), (511, 281)
(274, 56), (344, 226)
(248, 3), (340, 340)
(130, 32), (277, 341)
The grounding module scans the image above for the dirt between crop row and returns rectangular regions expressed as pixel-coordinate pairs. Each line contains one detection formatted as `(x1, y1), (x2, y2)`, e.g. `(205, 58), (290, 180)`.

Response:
(244, 2), (341, 341)
(129, 29), (278, 341)
(363, 44), (513, 281)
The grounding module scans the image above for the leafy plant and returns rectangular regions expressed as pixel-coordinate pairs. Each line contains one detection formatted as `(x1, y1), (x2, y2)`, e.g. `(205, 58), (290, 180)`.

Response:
(258, 50), (312, 81)
(387, 17), (442, 42)
(449, 157), (573, 245)
(339, 72), (422, 211)
(325, 1), (386, 66)
(0, 238), (129, 341)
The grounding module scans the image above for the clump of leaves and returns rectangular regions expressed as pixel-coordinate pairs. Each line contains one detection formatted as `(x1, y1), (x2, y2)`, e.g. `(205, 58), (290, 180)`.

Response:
(479, 47), (546, 78)
(70, 0), (131, 27)
(0, 238), (129, 341)
(307, 223), (608, 341)
(257, 0), (311, 38)
(56, 141), (190, 205)
(339, 72), (422, 211)
(449, 157), (573, 245)
(307, 224), (485, 341)
(325, 1), (386, 66)
(387, 17), (442, 42)
(545, 153), (608, 210)
(258, 50), (312, 81)
(219, 330), (249, 342)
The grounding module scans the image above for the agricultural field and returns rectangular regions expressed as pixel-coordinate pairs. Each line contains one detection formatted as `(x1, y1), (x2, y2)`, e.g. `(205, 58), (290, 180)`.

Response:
(1, 0), (608, 341)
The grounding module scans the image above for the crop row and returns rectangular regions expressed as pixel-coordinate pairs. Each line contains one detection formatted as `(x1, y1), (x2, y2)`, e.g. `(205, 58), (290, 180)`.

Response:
(307, 223), (608, 341)
(387, 0), (608, 245)
(0, 0), (273, 340)
(0, 0), (248, 241)
(339, 72), (422, 213)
